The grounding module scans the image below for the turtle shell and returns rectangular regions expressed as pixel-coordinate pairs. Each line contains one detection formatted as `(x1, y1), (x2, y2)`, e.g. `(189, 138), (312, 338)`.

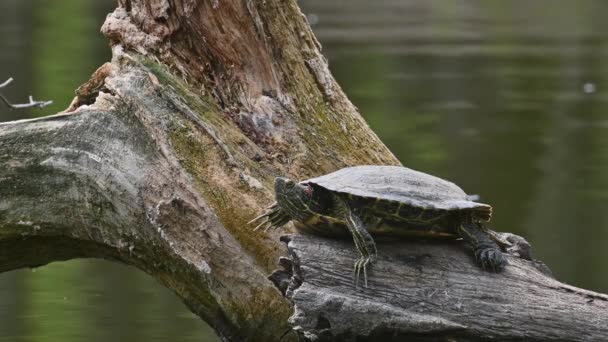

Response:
(303, 165), (491, 221)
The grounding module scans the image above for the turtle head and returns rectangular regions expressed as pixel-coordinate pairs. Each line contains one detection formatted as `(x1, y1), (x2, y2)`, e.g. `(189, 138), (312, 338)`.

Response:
(274, 177), (314, 222)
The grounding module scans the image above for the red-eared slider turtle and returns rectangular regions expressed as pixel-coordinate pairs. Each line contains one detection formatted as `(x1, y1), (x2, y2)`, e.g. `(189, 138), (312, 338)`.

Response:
(250, 165), (508, 286)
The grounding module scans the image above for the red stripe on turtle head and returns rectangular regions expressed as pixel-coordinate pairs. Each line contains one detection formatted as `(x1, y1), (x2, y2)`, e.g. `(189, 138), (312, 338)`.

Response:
(303, 185), (313, 198)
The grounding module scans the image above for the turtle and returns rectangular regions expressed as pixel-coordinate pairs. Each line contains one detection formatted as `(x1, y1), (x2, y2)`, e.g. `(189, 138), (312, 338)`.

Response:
(250, 165), (509, 286)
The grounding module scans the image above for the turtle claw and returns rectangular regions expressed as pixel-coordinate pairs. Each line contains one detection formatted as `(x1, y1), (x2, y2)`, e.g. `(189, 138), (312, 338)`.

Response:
(353, 256), (375, 288)
(475, 247), (507, 272)
(250, 203), (291, 232)
(253, 218), (271, 231)
(248, 203), (278, 225)
(353, 260), (360, 286)
(248, 213), (268, 226)
(252, 222), (265, 231)
(353, 258), (365, 288)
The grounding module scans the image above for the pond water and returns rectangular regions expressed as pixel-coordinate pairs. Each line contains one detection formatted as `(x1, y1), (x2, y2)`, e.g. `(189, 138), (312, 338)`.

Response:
(1, 0), (608, 341)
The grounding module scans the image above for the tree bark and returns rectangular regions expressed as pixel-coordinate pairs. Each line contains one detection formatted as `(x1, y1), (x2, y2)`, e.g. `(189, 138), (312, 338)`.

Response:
(0, 0), (396, 341)
(0, 1), (606, 341)
(271, 234), (608, 341)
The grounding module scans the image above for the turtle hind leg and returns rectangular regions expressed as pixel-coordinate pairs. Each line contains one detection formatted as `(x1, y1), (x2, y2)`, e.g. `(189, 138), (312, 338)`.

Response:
(458, 222), (507, 272)
(348, 213), (376, 287)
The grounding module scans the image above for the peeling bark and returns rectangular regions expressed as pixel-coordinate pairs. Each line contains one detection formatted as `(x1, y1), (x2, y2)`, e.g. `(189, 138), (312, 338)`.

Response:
(0, 0), (605, 341)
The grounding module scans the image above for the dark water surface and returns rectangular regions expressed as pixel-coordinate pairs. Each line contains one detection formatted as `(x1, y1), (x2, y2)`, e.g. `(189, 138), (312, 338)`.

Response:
(1, 0), (608, 340)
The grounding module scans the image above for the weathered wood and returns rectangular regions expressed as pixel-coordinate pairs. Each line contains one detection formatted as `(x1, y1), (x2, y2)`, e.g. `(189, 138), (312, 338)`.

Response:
(0, 0), (397, 341)
(271, 234), (608, 341)
(0, 65), (290, 340)
(1, 0), (607, 341)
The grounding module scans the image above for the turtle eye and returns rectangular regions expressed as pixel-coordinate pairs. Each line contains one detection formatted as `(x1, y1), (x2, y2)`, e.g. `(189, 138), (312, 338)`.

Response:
(302, 186), (313, 198)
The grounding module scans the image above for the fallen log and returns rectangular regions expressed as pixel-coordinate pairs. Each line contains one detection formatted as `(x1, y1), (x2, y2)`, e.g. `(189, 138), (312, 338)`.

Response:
(270, 233), (608, 341)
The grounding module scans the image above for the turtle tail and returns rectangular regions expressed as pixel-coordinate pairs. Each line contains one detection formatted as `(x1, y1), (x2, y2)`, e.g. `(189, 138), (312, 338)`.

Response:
(248, 203), (291, 232)
(466, 194), (480, 201)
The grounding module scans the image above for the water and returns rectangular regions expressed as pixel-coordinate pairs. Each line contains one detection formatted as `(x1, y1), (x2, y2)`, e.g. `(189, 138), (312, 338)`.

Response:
(0, 261), (214, 342)
(1, 0), (608, 340)
(303, 0), (608, 293)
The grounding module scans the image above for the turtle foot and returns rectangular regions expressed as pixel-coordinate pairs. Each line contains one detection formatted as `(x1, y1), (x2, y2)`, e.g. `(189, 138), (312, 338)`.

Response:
(475, 246), (507, 272)
(249, 203), (291, 232)
(353, 255), (376, 288)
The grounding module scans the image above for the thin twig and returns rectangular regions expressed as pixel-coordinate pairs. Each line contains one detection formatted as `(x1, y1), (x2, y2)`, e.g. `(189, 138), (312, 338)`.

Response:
(0, 78), (53, 110)
(0, 78), (13, 88)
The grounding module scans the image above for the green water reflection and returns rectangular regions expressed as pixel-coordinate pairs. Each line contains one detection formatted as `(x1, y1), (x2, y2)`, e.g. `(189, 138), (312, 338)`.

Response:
(0, 261), (214, 342)
(1, 0), (608, 340)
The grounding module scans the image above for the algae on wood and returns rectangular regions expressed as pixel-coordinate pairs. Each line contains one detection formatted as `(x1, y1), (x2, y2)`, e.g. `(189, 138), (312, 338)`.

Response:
(0, 0), (397, 340)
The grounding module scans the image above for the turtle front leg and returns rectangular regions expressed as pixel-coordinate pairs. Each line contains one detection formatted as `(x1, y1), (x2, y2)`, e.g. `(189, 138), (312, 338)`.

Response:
(248, 203), (291, 231)
(337, 199), (378, 287)
(458, 222), (507, 272)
